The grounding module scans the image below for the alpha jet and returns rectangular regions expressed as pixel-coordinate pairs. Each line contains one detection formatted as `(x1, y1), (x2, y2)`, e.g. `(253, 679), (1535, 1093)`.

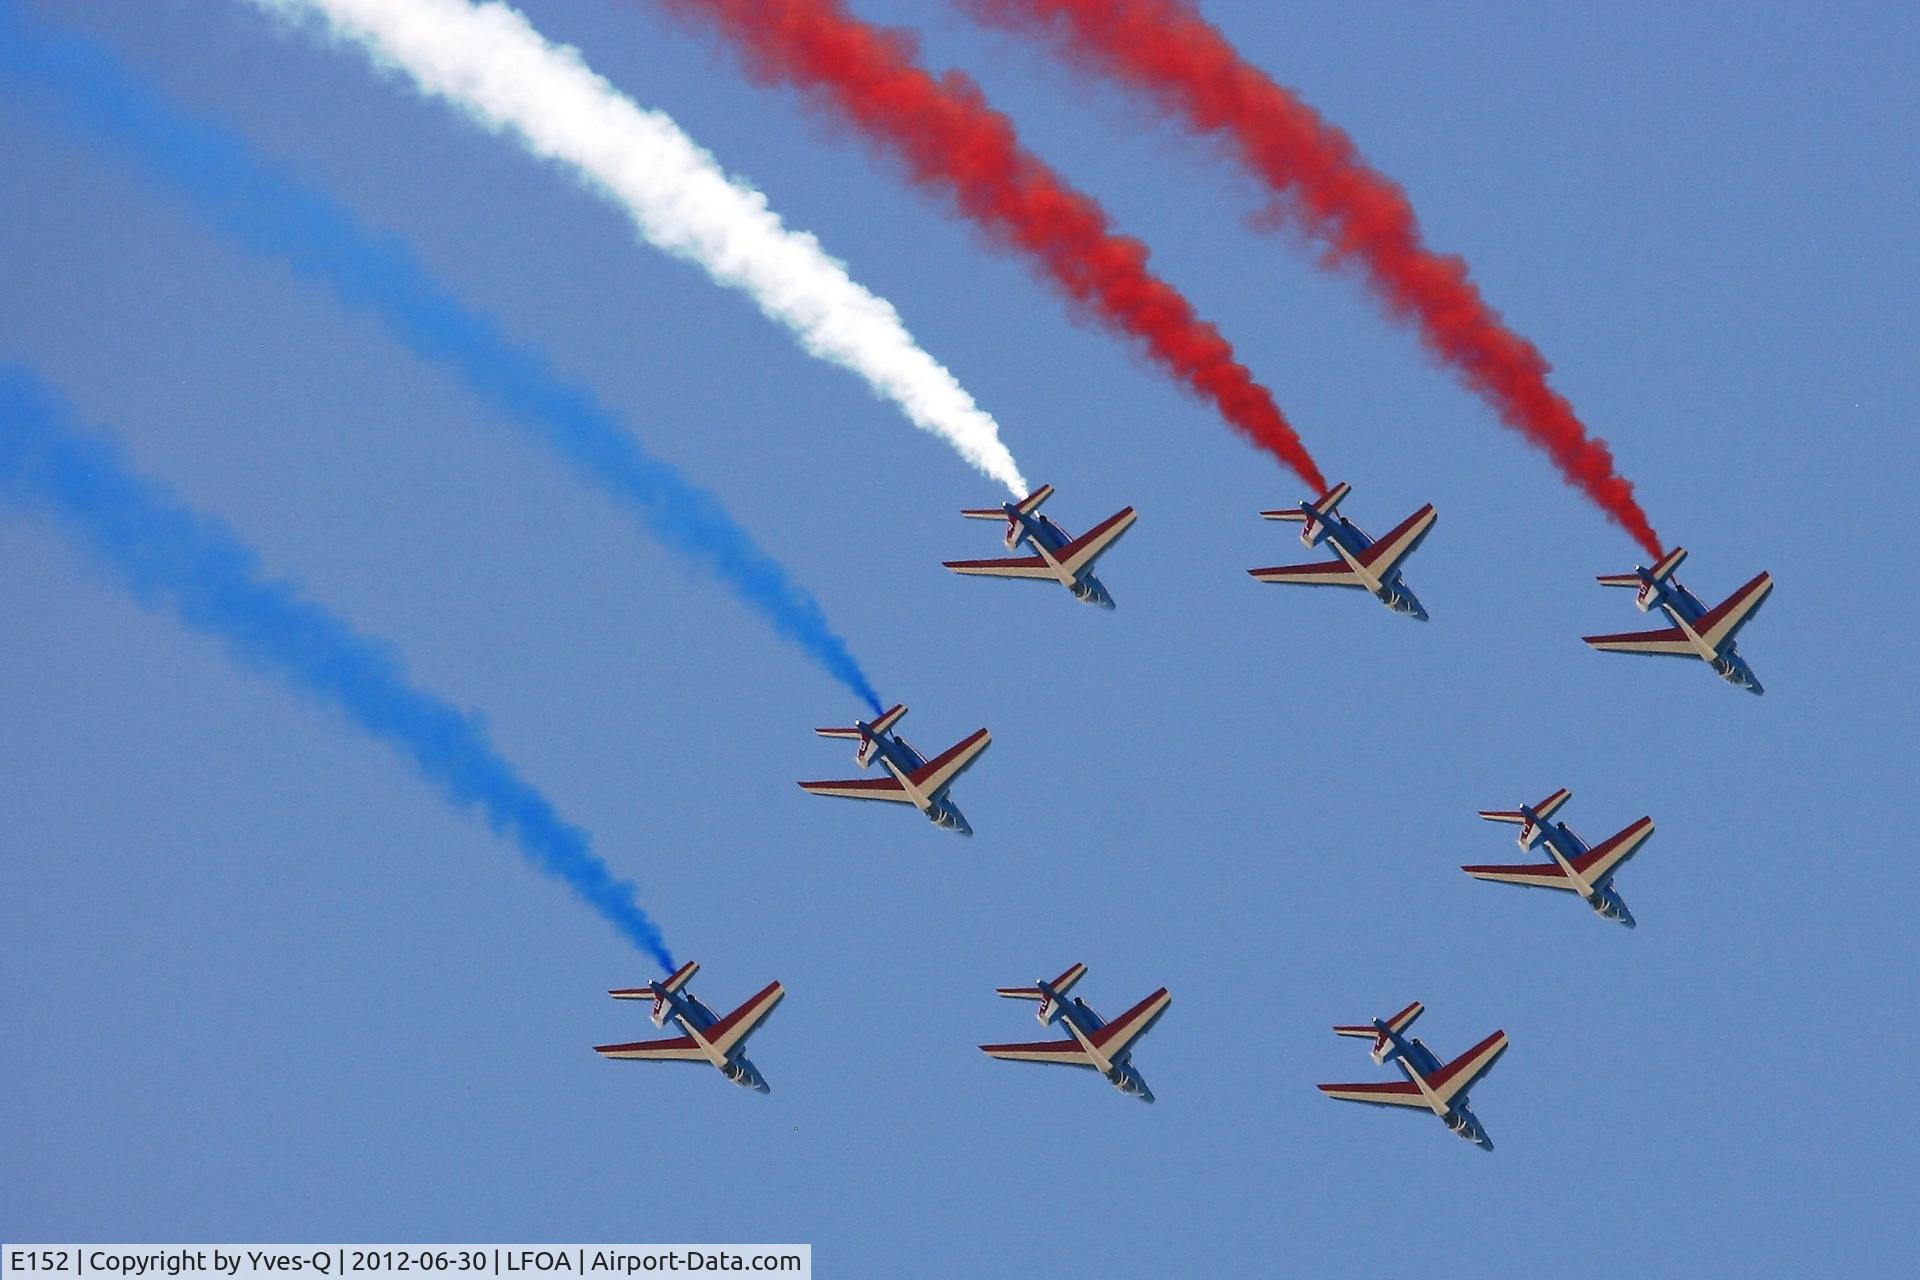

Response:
(1585, 547), (1773, 693)
(1319, 1002), (1508, 1150)
(1464, 788), (1655, 927)
(943, 484), (1137, 608)
(594, 961), (784, 1092)
(1248, 482), (1437, 619)
(798, 704), (990, 835)
(980, 964), (1171, 1101)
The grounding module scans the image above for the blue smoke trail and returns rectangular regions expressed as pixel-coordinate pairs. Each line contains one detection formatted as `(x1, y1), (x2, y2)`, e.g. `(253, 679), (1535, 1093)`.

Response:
(0, 365), (674, 968)
(0, 2), (882, 715)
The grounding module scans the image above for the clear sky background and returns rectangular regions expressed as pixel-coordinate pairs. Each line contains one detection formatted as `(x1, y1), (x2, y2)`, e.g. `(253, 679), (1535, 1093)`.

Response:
(1, 1), (1914, 1274)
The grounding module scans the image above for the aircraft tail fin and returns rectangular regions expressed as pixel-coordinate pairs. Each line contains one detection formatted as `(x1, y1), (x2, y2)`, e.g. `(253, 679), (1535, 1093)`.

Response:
(815, 704), (905, 740)
(1264, 481), (1351, 545)
(1014, 484), (1054, 516)
(1479, 788), (1571, 848)
(609, 960), (700, 1027)
(816, 705), (906, 765)
(1600, 547), (1686, 609)
(997, 963), (1088, 1024)
(962, 484), (1050, 520)
(1334, 1001), (1423, 1064)
(1311, 481), (1352, 516)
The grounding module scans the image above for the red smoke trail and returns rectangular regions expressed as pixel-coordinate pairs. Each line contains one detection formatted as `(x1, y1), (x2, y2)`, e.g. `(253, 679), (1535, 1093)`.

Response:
(655, 0), (1328, 492)
(962, 0), (1663, 556)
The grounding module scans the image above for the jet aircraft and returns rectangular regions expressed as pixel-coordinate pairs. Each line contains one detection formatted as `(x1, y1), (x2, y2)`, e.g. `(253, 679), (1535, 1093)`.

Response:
(1318, 1002), (1508, 1150)
(1584, 547), (1773, 693)
(798, 704), (990, 835)
(593, 961), (784, 1092)
(980, 964), (1170, 1101)
(1464, 788), (1655, 927)
(943, 484), (1136, 608)
(1248, 482), (1437, 619)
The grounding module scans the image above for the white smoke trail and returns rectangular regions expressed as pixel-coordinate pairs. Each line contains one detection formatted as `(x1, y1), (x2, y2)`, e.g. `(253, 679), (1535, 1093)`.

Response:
(253, 0), (1028, 494)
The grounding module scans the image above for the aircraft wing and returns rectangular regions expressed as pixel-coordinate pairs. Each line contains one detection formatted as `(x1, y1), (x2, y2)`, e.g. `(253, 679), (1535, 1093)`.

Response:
(1581, 622), (1698, 657)
(1460, 860), (1579, 891)
(1696, 572), (1773, 650)
(1057, 507), (1138, 577)
(1570, 816), (1655, 882)
(978, 1037), (1098, 1067)
(1356, 504), (1438, 573)
(1425, 1031), (1509, 1106)
(1316, 1078), (1430, 1109)
(703, 982), (785, 1057)
(1248, 557), (1368, 587)
(943, 553), (1058, 579)
(796, 773), (918, 803)
(1088, 988), (1172, 1059)
(908, 728), (991, 796)
(593, 1034), (709, 1061)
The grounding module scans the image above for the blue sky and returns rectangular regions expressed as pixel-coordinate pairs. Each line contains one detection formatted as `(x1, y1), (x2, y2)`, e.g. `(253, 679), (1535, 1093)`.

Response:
(1, 1), (1914, 1273)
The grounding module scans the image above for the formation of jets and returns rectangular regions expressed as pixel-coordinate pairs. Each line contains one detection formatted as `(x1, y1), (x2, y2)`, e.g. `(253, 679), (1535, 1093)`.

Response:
(597, 961), (1173, 1103)
(597, 483), (1772, 1150)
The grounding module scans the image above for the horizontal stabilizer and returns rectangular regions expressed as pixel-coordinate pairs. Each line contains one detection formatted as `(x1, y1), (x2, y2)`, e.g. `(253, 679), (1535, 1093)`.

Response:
(815, 704), (905, 739)
(610, 959), (698, 1001)
(1478, 787), (1571, 825)
(997, 963), (1088, 1016)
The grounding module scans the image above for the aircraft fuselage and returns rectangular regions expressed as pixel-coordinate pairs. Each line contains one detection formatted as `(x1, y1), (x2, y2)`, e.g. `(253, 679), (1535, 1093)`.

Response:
(1004, 505), (1113, 607)
(1036, 978), (1154, 1100)
(654, 988), (767, 1090)
(1531, 815), (1638, 927)
(1372, 1023), (1491, 1149)
(1637, 576), (1761, 692)
(1314, 513), (1427, 619)
(860, 724), (973, 834)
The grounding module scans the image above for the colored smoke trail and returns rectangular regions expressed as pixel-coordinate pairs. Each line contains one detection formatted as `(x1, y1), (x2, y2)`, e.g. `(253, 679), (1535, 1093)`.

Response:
(662, 0), (1327, 491)
(963, 0), (1662, 555)
(0, 366), (675, 967)
(0, 2), (882, 714)
(255, 0), (1028, 496)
